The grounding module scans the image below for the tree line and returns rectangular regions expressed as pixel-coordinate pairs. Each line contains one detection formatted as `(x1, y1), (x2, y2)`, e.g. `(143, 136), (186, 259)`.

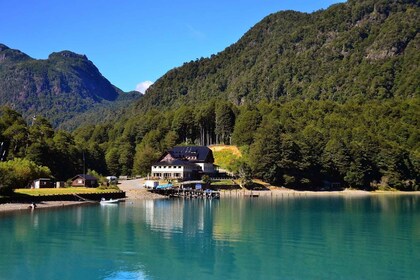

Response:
(72, 96), (420, 191)
(0, 107), (103, 193)
(1, 96), (418, 192)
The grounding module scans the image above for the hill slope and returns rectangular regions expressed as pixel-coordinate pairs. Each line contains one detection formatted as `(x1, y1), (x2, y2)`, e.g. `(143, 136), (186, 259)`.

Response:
(137, 0), (418, 111)
(0, 44), (138, 128)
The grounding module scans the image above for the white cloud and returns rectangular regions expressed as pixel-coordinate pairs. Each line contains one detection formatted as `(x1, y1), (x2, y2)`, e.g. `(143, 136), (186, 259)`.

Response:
(187, 24), (206, 40)
(135, 80), (154, 94)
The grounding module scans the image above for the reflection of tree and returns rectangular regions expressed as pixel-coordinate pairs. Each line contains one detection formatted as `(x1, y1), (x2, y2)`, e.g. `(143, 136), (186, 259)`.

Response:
(1, 196), (420, 279)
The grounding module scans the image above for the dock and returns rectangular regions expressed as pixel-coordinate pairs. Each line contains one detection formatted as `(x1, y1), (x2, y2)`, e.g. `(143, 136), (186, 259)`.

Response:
(150, 188), (220, 199)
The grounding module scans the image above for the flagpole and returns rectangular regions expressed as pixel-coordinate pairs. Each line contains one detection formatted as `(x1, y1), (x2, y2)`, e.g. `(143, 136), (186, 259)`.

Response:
(83, 152), (86, 188)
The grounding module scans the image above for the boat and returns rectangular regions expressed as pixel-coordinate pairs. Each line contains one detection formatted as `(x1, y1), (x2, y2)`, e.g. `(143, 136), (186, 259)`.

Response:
(100, 198), (121, 205)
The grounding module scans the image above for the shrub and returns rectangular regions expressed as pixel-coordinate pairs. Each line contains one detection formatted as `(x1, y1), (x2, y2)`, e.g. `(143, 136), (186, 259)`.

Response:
(0, 158), (51, 192)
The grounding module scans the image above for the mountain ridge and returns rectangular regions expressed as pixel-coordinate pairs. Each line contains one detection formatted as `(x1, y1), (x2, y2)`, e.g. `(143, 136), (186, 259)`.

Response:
(0, 0), (418, 190)
(136, 0), (418, 112)
(0, 44), (138, 128)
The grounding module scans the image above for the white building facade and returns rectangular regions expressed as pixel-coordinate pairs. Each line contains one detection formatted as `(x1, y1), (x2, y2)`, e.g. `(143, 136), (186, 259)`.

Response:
(151, 164), (196, 180)
(151, 146), (216, 180)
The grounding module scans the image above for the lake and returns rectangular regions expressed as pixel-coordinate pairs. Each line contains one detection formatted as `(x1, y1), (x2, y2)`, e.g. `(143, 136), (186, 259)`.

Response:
(0, 195), (419, 280)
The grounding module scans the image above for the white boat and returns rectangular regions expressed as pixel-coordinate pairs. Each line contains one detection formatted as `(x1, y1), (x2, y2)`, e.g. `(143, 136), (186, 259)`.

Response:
(100, 198), (121, 205)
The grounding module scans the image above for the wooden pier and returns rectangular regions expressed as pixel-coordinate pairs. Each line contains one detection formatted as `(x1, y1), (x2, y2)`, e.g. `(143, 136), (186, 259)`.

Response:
(150, 188), (220, 199)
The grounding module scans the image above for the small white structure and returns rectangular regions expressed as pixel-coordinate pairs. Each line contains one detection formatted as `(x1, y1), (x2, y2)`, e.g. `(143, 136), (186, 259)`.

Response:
(32, 178), (54, 189)
(144, 180), (159, 189)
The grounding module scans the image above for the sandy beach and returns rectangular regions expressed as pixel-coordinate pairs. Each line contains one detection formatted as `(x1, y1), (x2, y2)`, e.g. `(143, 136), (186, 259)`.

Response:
(1, 178), (419, 213)
(0, 201), (92, 213)
(117, 178), (167, 200)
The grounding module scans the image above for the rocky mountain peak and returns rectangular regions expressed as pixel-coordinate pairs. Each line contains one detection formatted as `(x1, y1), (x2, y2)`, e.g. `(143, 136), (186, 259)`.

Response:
(48, 51), (88, 60)
(0, 44), (32, 63)
(0, 44), (10, 51)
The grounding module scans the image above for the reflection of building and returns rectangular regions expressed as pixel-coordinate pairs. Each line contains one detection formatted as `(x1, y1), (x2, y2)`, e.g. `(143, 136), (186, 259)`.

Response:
(144, 199), (215, 237)
(151, 146), (215, 180)
(144, 200), (184, 236)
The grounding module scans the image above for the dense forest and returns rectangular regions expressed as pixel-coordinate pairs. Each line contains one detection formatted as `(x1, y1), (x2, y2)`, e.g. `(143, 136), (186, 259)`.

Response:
(135, 0), (419, 111)
(1, 96), (418, 191)
(76, 97), (420, 191)
(0, 0), (419, 192)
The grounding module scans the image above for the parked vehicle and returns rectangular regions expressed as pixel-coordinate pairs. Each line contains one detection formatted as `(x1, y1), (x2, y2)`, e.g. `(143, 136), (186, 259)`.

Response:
(106, 176), (118, 185)
(144, 180), (159, 189)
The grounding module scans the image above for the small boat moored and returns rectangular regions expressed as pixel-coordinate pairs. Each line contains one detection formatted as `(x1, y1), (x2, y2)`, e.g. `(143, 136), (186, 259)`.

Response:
(100, 198), (122, 205)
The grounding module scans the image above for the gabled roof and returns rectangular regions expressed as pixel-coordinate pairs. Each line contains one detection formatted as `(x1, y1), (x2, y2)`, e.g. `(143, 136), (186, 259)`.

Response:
(71, 174), (98, 181)
(154, 146), (214, 166)
(167, 146), (214, 163)
(153, 159), (192, 166)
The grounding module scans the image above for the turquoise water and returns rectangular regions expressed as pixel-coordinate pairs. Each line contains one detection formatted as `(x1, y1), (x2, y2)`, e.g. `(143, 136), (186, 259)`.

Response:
(0, 195), (419, 280)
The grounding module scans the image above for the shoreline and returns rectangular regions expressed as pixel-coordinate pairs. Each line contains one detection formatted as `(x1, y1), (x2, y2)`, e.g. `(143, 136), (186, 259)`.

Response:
(2, 185), (419, 214)
(0, 187), (166, 214)
(219, 188), (420, 197)
(0, 201), (93, 214)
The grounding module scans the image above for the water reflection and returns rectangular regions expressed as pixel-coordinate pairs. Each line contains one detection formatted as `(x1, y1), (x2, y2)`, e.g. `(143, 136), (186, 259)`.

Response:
(0, 195), (419, 280)
(144, 200), (184, 236)
(30, 210), (39, 229)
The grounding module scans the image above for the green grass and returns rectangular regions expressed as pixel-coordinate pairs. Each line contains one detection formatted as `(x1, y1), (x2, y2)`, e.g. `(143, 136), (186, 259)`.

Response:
(14, 187), (121, 196)
(212, 150), (241, 172)
(211, 179), (238, 186)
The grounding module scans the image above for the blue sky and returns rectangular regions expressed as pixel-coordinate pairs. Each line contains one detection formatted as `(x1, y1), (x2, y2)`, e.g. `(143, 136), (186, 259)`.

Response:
(1, 0), (343, 93)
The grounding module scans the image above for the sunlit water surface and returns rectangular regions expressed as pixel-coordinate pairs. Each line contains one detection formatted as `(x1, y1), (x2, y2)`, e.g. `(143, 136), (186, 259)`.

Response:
(0, 195), (419, 280)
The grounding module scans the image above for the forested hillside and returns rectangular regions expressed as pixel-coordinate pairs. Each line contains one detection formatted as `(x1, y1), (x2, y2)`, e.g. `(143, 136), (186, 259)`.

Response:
(1, 0), (418, 191)
(0, 107), (83, 192)
(2, 97), (418, 192)
(0, 44), (139, 128)
(136, 0), (418, 110)
(72, 98), (418, 190)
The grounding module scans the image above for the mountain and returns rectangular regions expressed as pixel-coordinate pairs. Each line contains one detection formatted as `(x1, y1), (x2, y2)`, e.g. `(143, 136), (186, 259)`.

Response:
(58, 91), (141, 131)
(1, 0), (418, 190)
(137, 0), (419, 111)
(0, 44), (139, 128)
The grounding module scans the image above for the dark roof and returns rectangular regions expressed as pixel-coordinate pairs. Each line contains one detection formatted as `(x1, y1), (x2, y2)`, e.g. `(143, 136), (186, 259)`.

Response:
(153, 159), (197, 167)
(72, 174), (98, 181)
(34, 178), (52, 181)
(167, 146), (214, 163)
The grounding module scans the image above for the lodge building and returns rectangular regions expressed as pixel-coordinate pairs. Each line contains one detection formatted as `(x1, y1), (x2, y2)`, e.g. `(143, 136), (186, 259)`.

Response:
(151, 146), (216, 180)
